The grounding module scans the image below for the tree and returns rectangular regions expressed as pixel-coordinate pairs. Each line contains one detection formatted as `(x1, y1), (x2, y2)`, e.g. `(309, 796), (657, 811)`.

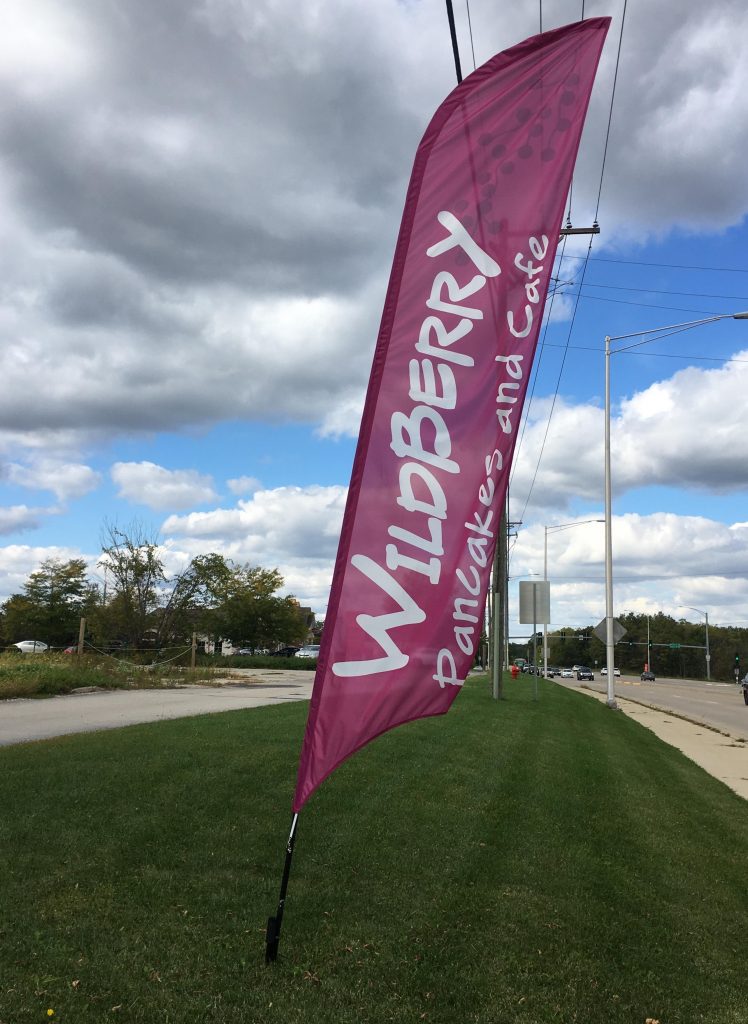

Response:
(88, 529), (308, 655)
(92, 521), (166, 650)
(1, 558), (95, 647)
(196, 562), (309, 651)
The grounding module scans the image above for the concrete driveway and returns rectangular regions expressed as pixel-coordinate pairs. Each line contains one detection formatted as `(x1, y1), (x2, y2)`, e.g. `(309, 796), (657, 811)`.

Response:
(0, 670), (315, 747)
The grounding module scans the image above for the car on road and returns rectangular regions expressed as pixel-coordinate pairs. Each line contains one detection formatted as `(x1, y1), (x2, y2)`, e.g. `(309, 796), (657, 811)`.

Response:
(269, 646), (300, 657)
(576, 666), (594, 681)
(561, 668), (574, 678)
(295, 645), (321, 659)
(641, 670), (656, 682)
(13, 640), (49, 654)
(601, 667), (621, 677)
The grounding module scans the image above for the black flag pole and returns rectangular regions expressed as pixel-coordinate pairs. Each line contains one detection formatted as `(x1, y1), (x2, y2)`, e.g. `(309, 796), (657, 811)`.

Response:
(265, 812), (299, 964)
(445, 0), (463, 83)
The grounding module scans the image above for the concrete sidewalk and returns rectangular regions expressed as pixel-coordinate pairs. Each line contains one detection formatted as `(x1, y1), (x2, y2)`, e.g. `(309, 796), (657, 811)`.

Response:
(571, 685), (748, 801)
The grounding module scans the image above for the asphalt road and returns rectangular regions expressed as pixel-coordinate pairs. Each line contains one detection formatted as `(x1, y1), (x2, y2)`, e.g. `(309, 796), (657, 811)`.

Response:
(563, 674), (748, 741)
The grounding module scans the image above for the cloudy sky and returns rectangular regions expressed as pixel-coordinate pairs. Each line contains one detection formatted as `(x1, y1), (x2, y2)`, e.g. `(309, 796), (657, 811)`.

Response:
(2, 0), (748, 648)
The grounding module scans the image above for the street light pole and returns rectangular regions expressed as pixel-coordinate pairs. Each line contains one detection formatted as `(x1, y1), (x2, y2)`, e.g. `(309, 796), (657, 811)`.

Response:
(686, 606), (710, 681)
(604, 311), (747, 710)
(604, 333), (615, 707)
(543, 518), (604, 678)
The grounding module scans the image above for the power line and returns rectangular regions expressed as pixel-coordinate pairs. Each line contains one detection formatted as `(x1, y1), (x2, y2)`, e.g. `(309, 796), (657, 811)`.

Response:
(540, 341), (748, 364)
(514, 3), (629, 524)
(560, 253), (748, 274)
(559, 291), (735, 316)
(581, 282), (748, 302)
(543, 570), (748, 581)
(464, 0), (476, 70)
(593, 0), (627, 219)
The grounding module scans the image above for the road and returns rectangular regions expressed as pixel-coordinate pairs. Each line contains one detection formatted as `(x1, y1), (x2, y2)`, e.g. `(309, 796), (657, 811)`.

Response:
(0, 670), (315, 747)
(564, 673), (748, 741)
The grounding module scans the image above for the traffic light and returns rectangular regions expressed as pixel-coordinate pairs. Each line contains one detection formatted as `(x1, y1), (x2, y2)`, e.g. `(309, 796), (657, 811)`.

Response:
(736, 652), (741, 667)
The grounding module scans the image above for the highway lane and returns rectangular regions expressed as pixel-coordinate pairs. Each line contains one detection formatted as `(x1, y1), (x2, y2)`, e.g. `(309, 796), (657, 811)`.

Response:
(568, 674), (748, 741)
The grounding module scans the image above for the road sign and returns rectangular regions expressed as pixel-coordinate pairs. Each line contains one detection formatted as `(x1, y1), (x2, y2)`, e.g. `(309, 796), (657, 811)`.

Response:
(519, 581), (550, 624)
(593, 618), (627, 645)
(669, 643), (681, 649)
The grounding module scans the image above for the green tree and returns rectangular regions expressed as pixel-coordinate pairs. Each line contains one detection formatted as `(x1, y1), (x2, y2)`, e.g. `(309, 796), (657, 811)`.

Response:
(197, 562), (309, 651)
(1, 558), (95, 647)
(92, 522), (166, 650)
(1, 594), (38, 646)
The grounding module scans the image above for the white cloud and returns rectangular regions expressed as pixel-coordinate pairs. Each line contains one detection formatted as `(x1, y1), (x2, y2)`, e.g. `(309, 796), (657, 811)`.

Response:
(162, 484), (348, 612)
(2, 0), (748, 629)
(163, 484), (347, 557)
(6, 457), (101, 501)
(226, 475), (262, 496)
(510, 513), (748, 632)
(507, 348), (748, 516)
(0, 0), (746, 451)
(111, 461), (218, 511)
(0, 505), (59, 535)
(0, 543), (89, 602)
(1, 0), (97, 99)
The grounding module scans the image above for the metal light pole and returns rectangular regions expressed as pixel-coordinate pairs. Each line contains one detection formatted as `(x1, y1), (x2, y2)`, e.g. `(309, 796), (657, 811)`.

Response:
(605, 311), (748, 709)
(686, 606), (710, 681)
(543, 519), (604, 677)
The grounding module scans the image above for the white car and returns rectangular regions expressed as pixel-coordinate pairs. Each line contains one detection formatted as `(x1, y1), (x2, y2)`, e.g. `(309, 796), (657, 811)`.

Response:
(560, 668), (574, 678)
(601, 667), (621, 677)
(14, 640), (49, 654)
(295, 645), (321, 659)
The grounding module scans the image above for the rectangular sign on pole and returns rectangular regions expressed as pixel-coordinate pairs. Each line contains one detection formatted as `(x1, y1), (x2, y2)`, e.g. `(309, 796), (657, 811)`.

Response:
(518, 581), (551, 625)
(293, 19), (610, 812)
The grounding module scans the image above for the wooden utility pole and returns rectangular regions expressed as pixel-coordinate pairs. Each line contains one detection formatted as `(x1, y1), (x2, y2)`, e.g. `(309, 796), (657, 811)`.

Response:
(191, 632), (197, 670)
(77, 617), (86, 656)
(492, 510), (507, 699)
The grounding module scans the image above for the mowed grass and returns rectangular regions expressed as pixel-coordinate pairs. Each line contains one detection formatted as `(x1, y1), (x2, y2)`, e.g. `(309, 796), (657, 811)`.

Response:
(1, 676), (747, 1023)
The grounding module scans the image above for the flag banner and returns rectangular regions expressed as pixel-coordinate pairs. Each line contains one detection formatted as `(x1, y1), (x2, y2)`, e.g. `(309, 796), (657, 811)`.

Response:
(294, 18), (609, 811)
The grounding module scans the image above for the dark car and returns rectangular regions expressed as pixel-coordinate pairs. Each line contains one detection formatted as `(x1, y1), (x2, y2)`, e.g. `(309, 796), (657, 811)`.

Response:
(269, 646), (300, 657)
(641, 670), (656, 682)
(576, 666), (594, 681)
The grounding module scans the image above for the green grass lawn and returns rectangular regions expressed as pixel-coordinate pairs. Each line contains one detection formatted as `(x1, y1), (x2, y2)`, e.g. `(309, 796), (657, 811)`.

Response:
(1, 675), (747, 1023)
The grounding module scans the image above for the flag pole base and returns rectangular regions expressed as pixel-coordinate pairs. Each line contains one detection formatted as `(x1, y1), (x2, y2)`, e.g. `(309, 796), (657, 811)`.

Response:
(265, 812), (299, 964)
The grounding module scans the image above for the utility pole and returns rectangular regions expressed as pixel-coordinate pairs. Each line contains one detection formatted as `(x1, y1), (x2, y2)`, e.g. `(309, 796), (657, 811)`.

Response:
(492, 508), (507, 699)
(77, 617), (86, 656)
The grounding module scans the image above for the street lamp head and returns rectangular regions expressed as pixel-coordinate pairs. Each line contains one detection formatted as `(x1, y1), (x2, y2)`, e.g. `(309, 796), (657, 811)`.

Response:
(608, 310), (748, 346)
